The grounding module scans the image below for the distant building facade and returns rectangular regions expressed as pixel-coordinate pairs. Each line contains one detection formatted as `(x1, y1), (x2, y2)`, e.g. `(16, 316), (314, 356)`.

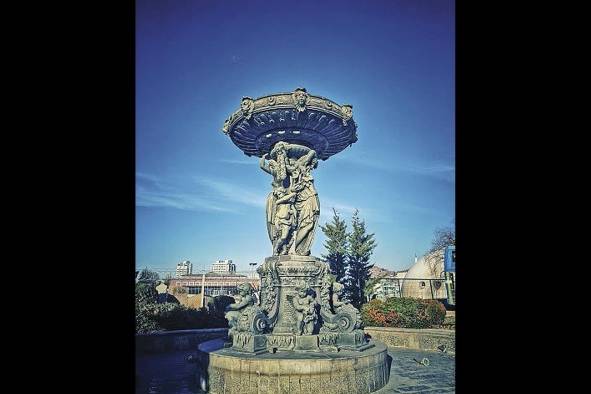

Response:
(176, 260), (193, 277)
(368, 265), (402, 301)
(369, 275), (402, 300)
(211, 259), (236, 274)
(169, 271), (259, 297)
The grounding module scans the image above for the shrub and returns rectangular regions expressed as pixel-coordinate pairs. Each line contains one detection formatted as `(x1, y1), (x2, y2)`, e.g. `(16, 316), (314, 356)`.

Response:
(135, 283), (234, 333)
(135, 302), (230, 334)
(136, 282), (159, 305)
(361, 297), (446, 329)
(136, 303), (162, 333)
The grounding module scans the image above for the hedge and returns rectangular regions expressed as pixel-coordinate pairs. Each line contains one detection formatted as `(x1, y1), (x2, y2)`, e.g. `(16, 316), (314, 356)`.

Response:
(135, 282), (231, 334)
(361, 297), (446, 329)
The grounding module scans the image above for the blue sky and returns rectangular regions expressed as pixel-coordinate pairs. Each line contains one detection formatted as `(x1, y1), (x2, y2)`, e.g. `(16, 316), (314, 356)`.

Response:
(136, 0), (455, 273)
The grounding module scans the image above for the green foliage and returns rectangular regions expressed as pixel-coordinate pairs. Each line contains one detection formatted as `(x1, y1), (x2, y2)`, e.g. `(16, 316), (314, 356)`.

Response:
(135, 282), (231, 333)
(361, 298), (446, 329)
(135, 302), (229, 334)
(151, 304), (206, 331)
(344, 210), (377, 309)
(135, 281), (161, 333)
(320, 208), (348, 283)
(135, 282), (159, 305)
(137, 268), (160, 283)
(364, 277), (381, 300)
(136, 303), (162, 333)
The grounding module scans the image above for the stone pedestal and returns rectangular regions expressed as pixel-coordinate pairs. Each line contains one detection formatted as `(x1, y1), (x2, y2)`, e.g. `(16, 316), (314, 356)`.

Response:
(200, 339), (391, 394)
(230, 333), (268, 354)
(294, 335), (318, 351)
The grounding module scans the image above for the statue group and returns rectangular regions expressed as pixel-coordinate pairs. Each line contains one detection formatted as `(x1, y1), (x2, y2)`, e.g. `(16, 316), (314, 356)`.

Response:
(221, 89), (370, 354)
(260, 141), (320, 256)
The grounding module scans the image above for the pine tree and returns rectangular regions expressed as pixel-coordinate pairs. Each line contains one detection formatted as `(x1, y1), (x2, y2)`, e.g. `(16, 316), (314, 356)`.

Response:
(344, 210), (377, 309)
(320, 208), (348, 283)
(138, 267), (160, 283)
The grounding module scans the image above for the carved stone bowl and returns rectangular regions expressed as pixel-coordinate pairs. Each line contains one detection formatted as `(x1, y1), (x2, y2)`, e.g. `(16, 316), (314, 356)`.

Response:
(221, 88), (358, 160)
(199, 338), (390, 394)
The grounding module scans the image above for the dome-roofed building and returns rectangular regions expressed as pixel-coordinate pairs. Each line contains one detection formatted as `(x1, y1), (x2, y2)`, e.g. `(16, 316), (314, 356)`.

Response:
(400, 249), (448, 300)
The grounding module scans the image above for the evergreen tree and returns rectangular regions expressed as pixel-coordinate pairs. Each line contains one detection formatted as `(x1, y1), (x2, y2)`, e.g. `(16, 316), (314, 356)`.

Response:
(344, 210), (377, 309)
(137, 267), (160, 283)
(320, 208), (349, 283)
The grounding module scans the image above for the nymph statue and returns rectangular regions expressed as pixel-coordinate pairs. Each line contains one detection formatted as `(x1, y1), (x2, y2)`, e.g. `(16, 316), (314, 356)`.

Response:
(261, 142), (291, 250)
(271, 187), (297, 255)
(288, 149), (320, 255)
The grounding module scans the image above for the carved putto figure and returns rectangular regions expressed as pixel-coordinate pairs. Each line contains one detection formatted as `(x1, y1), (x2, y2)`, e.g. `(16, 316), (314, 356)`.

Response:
(331, 282), (346, 311)
(291, 87), (309, 112)
(225, 283), (255, 337)
(288, 149), (320, 256)
(291, 286), (318, 335)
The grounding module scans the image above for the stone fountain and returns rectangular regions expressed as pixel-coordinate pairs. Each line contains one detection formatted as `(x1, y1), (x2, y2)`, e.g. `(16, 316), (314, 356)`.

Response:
(198, 88), (390, 393)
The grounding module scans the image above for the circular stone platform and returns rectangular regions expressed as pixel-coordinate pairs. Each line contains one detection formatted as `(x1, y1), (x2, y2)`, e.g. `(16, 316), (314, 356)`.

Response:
(198, 338), (390, 394)
(221, 88), (358, 160)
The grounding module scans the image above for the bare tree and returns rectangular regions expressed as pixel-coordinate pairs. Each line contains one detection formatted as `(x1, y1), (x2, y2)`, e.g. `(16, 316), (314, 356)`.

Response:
(425, 226), (455, 277)
(428, 226), (455, 255)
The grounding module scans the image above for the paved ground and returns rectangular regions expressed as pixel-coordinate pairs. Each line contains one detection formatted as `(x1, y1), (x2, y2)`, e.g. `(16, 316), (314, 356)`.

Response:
(136, 347), (455, 394)
(376, 348), (455, 393)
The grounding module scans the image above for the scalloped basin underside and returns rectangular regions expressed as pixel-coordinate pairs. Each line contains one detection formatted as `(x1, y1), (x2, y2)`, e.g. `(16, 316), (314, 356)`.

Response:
(229, 108), (357, 160)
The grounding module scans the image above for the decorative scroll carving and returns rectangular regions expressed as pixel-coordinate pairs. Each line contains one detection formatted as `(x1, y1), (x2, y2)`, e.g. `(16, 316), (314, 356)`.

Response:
(225, 283), (270, 340)
(319, 332), (338, 346)
(221, 110), (241, 134)
(266, 335), (295, 350)
(258, 259), (279, 321)
(320, 281), (363, 334)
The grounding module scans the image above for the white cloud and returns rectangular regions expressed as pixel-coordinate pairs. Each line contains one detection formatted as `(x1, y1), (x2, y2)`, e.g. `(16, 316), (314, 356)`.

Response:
(332, 153), (455, 183)
(193, 177), (267, 208)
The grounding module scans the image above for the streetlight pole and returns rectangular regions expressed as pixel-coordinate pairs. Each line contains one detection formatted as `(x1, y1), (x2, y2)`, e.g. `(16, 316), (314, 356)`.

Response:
(249, 262), (257, 279)
(201, 271), (206, 308)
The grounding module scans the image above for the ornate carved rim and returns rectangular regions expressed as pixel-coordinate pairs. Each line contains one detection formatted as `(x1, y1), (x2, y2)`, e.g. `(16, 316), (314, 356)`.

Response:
(223, 90), (353, 132)
(221, 88), (358, 160)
